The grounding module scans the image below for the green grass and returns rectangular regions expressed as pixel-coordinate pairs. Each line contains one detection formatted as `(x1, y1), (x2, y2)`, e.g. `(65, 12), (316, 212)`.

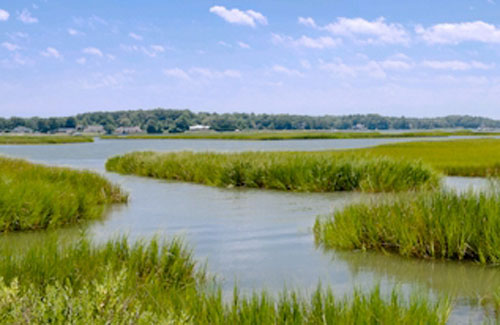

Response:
(0, 235), (451, 324)
(0, 135), (94, 145)
(349, 138), (500, 177)
(106, 151), (439, 193)
(101, 129), (498, 141)
(314, 188), (500, 264)
(0, 157), (127, 232)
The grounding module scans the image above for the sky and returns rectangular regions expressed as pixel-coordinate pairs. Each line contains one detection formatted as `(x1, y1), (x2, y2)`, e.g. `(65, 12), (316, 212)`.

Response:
(1, 0), (500, 118)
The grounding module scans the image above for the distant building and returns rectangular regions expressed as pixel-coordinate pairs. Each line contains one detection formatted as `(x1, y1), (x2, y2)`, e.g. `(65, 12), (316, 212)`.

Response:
(11, 126), (33, 134)
(83, 125), (105, 134)
(353, 123), (366, 130)
(115, 126), (143, 135)
(189, 124), (210, 131)
(54, 128), (76, 135)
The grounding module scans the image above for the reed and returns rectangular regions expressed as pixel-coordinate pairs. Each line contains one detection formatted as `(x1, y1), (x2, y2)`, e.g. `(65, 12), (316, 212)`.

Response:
(0, 235), (451, 324)
(0, 135), (93, 144)
(314, 188), (500, 263)
(353, 138), (500, 177)
(0, 157), (127, 232)
(101, 129), (495, 141)
(106, 151), (439, 193)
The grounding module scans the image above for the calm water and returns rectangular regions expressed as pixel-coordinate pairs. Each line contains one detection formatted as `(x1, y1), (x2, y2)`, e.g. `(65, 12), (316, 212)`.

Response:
(0, 138), (496, 323)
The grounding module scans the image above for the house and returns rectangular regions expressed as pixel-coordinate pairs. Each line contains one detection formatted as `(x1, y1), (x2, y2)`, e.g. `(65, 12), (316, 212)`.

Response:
(83, 125), (105, 134)
(54, 128), (76, 135)
(11, 126), (34, 134)
(114, 126), (143, 135)
(189, 124), (210, 131)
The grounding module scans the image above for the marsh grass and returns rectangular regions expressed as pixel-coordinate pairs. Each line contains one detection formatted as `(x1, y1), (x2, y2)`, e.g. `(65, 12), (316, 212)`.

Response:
(0, 157), (127, 232)
(0, 235), (451, 324)
(353, 138), (500, 177)
(0, 135), (93, 145)
(106, 151), (439, 193)
(101, 129), (496, 141)
(314, 188), (500, 263)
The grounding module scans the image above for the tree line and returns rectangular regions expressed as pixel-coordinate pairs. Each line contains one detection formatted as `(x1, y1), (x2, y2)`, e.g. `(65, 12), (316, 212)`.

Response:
(1, 108), (499, 134)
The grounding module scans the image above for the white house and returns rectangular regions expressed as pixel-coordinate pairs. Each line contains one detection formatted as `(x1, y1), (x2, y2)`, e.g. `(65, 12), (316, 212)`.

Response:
(189, 125), (210, 131)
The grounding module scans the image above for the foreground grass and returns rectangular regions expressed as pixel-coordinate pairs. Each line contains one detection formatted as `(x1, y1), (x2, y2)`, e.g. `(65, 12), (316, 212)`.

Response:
(0, 135), (93, 145)
(106, 151), (439, 193)
(314, 188), (500, 264)
(0, 157), (127, 232)
(101, 129), (497, 141)
(351, 138), (500, 177)
(0, 236), (451, 324)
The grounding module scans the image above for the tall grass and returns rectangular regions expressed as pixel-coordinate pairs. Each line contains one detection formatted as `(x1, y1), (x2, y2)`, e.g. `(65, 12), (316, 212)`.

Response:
(0, 135), (93, 144)
(101, 129), (496, 141)
(0, 235), (451, 324)
(106, 151), (439, 193)
(352, 138), (500, 177)
(0, 157), (127, 232)
(314, 188), (500, 263)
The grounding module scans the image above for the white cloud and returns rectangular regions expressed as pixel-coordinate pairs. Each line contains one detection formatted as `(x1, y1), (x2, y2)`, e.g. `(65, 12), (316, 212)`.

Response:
(164, 68), (191, 80)
(129, 32), (143, 41)
(209, 6), (267, 27)
(238, 41), (250, 49)
(422, 60), (494, 70)
(164, 67), (241, 81)
(0, 9), (9, 21)
(121, 44), (165, 57)
(68, 28), (84, 36)
(416, 21), (500, 44)
(76, 57), (86, 65)
(323, 17), (409, 44)
(218, 41), (232, 48)
(272, 33), (341, 49)
(18, 9), (38, 24)
(106, 54), (116, 61)
(41, 47), (62, 59)
(379, 60), (413, 70)
(189, 67), (241, 78)
(298, 17), (317, 28)
(300, 59), (311, 69)
(83, 47), (103, 57)
(272, 65), (304, 77)
(2, 42), (20, 51)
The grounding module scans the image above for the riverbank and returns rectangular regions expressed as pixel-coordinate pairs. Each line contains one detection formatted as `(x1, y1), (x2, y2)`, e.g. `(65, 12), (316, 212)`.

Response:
(0, 235), (451, 324)
(101, 129), (499, 141)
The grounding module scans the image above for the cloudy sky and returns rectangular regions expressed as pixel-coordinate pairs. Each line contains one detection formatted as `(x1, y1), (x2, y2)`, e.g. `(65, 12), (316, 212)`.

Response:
(1, 0), (500, 118)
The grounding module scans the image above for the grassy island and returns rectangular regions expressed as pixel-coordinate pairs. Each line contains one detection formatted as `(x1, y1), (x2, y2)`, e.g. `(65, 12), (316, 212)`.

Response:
(0, 157), (127, 232)
(314, 188), (500, 264)
(0, 135), (94, 145)
(106, 151), (439, 193)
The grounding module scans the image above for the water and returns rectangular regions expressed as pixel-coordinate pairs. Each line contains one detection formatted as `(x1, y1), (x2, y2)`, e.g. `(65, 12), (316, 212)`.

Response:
(0, 138), (497, 323)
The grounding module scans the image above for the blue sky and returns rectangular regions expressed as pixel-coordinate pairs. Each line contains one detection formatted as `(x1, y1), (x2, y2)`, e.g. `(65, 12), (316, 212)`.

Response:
(1, 0), (500, 118)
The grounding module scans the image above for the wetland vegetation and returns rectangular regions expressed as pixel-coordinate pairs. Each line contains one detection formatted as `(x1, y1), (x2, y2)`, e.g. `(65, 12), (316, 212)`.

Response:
(106, 151), (439, 193)
(0, 235), (451, 324)
(350, 138), (500, 177)
(314, 187), (500, 263)
(0, 135), (93, 145)
(0, 157), (126, 232)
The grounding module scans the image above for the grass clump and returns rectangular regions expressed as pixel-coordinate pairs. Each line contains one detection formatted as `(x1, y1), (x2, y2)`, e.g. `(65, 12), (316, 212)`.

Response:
(0, 236), (451, 324)
(0, 135), (93, 145)
(0, 157), (127, 232)
(314, 188), (500, 263)
(101, 129), (495, 141)
(353, 138), (500, 177)
(106, 151), (439, 193)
